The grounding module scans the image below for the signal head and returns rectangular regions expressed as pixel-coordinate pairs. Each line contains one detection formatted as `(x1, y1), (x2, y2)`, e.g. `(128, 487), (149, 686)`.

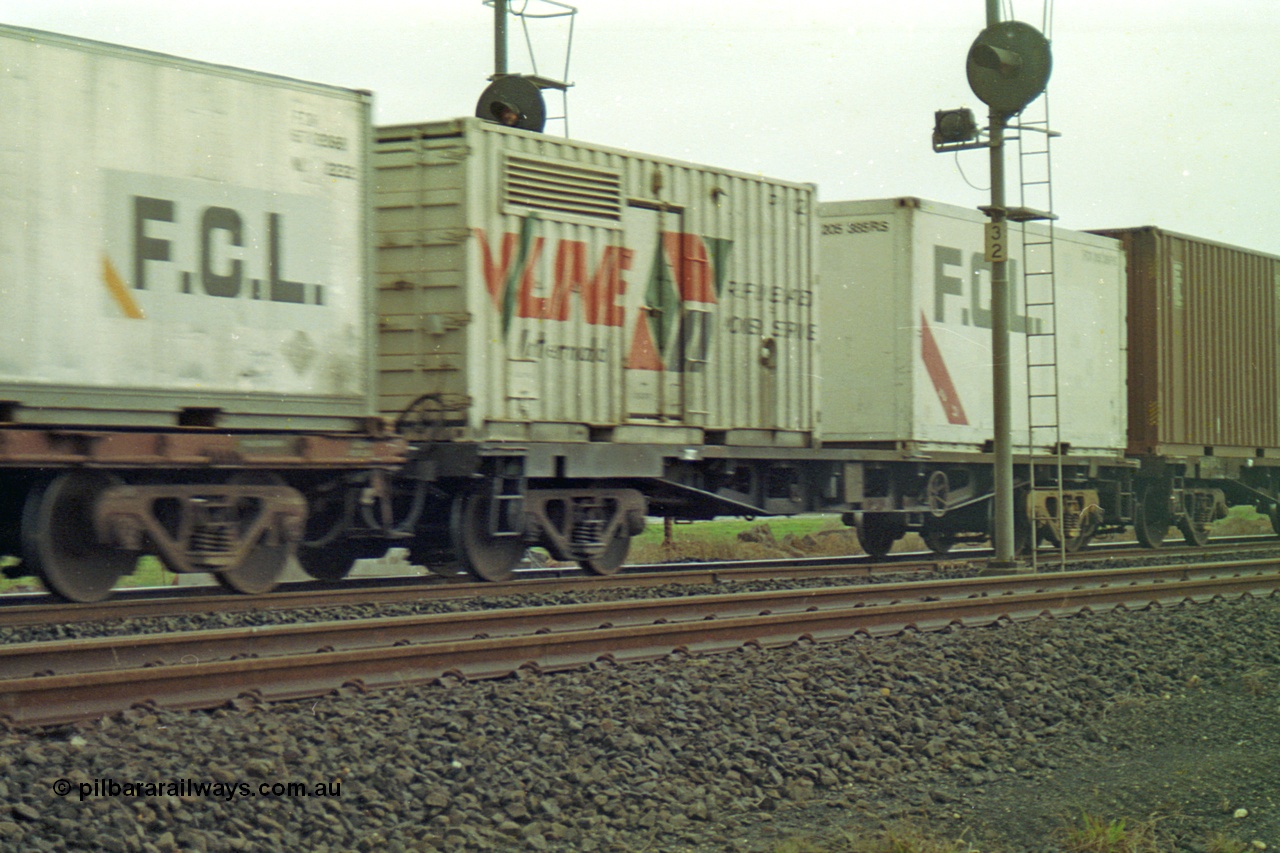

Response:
(476, 75), (547, 132)
(966, 20), (1052, 116)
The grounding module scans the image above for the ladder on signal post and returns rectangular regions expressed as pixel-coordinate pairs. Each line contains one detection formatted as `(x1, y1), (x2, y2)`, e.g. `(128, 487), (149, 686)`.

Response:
(1008, 93), (1064, 570)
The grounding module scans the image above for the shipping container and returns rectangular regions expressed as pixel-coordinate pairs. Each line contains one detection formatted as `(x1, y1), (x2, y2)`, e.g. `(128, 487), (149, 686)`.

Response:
(818, 197), (1127, 456)
(374, 118), (816, 447)
(0, 24), (373, 431)
(1092, 226), (1280, 457)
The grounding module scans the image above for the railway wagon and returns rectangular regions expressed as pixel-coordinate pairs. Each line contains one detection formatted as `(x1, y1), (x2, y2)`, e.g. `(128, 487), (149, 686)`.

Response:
(371, 118), (817, 579)
(1093, 226), (1280, 546)
(0, 25), (403, 601)
(817, 197), (1130, 554)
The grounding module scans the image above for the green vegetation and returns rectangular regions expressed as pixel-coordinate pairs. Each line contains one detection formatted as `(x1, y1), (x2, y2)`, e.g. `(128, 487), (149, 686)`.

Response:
(1205, 833), (1250, 853)
(1210, 504), (1273, 536)
(633, 513), (844, 548)
(768, 823), (979, 853)
(628, 514), (891, 564)
(0, 554), (175, 595)
(1059, 813), (1161, 853)
(629, 500), (1278, 565)
(1240, 668), (1274, 697)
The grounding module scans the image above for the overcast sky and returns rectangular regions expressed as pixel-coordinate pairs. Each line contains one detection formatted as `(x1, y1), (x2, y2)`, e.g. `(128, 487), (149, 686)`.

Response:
(5, 1), (1278, 254)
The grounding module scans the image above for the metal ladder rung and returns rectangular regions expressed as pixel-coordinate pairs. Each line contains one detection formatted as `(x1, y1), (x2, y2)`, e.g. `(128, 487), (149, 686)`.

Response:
(1017, 89), (1065, 570)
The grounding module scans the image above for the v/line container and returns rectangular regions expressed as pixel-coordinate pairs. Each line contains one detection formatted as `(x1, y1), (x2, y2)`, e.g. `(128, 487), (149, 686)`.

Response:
(374, 118), (816, 447)
(1092, 226), (1280, 457)
(817, 196), (1128, 456)
(0, 24), (373, 431)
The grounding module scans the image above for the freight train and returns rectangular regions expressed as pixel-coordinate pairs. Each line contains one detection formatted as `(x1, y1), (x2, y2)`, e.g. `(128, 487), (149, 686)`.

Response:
(3, 24), (1279, 601)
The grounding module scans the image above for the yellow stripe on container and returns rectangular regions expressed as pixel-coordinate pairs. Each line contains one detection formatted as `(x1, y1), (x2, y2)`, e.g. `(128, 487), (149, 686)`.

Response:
(101, 255), (145, 319)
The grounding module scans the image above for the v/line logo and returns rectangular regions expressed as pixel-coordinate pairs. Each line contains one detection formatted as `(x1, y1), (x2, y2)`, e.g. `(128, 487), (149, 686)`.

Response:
(475, 217), (731, 373)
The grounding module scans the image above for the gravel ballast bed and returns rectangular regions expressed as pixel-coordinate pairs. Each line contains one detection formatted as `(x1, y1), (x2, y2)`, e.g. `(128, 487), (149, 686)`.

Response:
(3, 592), (1279, 851)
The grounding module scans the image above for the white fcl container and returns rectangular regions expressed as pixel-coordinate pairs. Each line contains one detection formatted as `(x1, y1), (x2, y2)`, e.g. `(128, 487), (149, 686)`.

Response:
(375, 118), (817, 447)
(0, 25), (373, 430)
(817, 197), (1126, 455)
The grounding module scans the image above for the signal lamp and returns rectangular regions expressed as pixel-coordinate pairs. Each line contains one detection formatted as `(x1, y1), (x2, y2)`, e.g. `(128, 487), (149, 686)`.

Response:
(933, 108), (978, 146)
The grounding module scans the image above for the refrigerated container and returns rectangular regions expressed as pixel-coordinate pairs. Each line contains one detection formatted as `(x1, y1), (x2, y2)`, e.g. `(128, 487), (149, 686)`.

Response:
(375, 118), (817, 448)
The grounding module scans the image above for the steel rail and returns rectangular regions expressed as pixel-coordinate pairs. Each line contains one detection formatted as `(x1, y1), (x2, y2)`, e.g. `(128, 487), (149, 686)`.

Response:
(0, 560), (920, 628)
(2, 559), (1260, 679)
(4, 537), (1277, 629)
(2, 562), (1278, 727)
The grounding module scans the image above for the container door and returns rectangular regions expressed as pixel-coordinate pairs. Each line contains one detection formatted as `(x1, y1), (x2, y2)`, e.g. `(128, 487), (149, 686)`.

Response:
(623, 204), (687, 421)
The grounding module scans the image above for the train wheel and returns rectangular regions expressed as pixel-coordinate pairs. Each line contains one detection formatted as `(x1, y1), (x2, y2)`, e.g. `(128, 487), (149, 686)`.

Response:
(215, 474), (293, 595)
(22, 471), (136, 603)
(579, 531), (631, 576)
(217, 541), (291, 594)
(451, 494), (524, 582)
(1012, 515), (1032, 556)
(1269, 504), (1280, 538)
(857, 513), (900, 559)
(297, 542), (388, 582)
(298, 482), (363, 581)
(986, 492), (1032, 556)
(920, 524), (956, 555)
(1133, 483), (1169, 549)
(1177, 517), (1210, 547)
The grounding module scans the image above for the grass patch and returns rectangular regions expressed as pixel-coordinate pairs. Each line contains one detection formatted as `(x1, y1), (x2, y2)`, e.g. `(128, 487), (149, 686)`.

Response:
(1058, 813), (1162, 853)
(1205, 832), (1250, 853)
(769, 822), (980, 853)
(629, 514), (931, 564)
(1240, 668), (1273, 697)
(1211, 504), (1274, 536)
(632, 500), (1278, 566)
(0, 554), (176, 595)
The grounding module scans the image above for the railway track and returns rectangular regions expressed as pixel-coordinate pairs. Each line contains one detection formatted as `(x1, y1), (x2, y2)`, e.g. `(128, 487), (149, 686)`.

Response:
(3, 558), (1278, 728)
(1, 535), (1275, 629)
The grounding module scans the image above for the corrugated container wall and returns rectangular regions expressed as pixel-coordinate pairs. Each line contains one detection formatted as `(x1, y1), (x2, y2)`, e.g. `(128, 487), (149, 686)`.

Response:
(375, 119), (816, 446)
(819, 197), (1128, 455)
(1092, 227), (1280, 456)
(0, 25), (374, 430)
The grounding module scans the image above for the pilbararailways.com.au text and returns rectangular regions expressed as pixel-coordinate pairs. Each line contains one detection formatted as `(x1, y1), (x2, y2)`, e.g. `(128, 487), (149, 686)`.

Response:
(53, 777), (341, 802)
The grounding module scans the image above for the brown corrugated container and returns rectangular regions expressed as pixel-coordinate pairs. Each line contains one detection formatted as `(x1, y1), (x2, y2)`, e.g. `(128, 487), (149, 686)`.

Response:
(1092, 227), (1280, 457)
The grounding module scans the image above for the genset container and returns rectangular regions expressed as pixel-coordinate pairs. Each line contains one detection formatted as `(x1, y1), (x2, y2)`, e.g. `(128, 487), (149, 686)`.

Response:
(818, 197), (1127, 456)
(0, 25), (373, 430)
(374, 118), (816, 447)
(1092, 227), (1280, 457)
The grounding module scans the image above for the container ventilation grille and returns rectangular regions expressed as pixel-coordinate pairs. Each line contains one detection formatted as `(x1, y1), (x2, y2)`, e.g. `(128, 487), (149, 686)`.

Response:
(504, 155), (622, 221)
